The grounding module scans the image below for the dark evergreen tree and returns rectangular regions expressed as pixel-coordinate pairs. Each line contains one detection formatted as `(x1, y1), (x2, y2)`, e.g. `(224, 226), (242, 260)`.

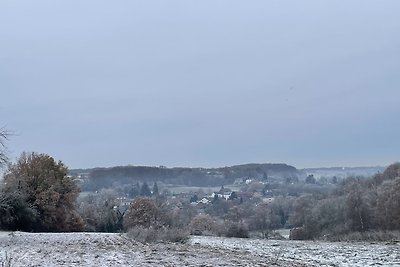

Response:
(140, 182), (152, 197)
(305, 174), (316, 184)
(229, 191), (237, 200)
(262, 172), (268, 181)
(190, 195), (198, 203)
(129, 182), (140, 198)
(152, 182), (159, 196)
(212, 193), (219, 203)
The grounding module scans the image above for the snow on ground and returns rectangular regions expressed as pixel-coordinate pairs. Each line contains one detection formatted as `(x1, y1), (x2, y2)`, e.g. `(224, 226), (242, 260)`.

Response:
(1, 231), (397, 267)
(191, 236), (400, 267)
(0, 232), (305, 266)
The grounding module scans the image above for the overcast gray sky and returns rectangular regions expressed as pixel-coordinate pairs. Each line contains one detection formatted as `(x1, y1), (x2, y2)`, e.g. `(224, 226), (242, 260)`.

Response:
(1, 0), (399, 169)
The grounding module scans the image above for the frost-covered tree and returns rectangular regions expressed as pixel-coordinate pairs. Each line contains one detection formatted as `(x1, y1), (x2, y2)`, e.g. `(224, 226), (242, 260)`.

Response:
(376, 177), (400, 230)
(78, 189), (123, 232)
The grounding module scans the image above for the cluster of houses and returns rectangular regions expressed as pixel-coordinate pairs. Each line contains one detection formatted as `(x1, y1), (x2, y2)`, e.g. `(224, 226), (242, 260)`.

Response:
(187, 184), (275, 208)
(111, 176), (278, 213)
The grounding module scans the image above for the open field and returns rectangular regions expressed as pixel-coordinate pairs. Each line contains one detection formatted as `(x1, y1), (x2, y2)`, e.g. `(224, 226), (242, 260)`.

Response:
(161, 184), (243, 194)
(1, 231), (399, 266)
(0, 232), (305, 267)
(191, 236), (400, 267)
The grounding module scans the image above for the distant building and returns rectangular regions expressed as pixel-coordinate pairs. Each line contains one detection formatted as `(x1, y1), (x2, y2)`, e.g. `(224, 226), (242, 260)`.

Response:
(234, 178), (244, 185)
(198, 198), (211, 204)
(262, 197), (274, 204)
(210, 191), (233, 201)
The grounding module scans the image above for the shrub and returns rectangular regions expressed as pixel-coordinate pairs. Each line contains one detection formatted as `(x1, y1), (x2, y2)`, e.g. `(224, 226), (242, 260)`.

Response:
(127, 226), (189, 244)
(224, 222), (249, 238)
(161, 227), (189, 243)
(189, 214), (219, 236)
(289, 227), (308, 240)
(127, 226), (158, 243)
(0, 191), (38, 231)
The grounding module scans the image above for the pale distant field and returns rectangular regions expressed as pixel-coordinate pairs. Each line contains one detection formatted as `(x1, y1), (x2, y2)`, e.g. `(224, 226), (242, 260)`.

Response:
(1, 232), (398, 266)
(163, 184), (242, 194)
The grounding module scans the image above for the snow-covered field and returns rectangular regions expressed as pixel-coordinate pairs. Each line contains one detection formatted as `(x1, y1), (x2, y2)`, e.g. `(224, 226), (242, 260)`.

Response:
(0, 232), (305, 266)
(0, 231), (398, 266)
(191, 236), (400, 267)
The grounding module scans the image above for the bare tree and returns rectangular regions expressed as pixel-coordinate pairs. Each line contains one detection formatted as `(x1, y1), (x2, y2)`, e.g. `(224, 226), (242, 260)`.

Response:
(343, 177), (372, 232)
(248, 203), (272, 238)
(0, 128), (10, 167)
(376, 177), (400, 230)
(78, 189), (123, 232)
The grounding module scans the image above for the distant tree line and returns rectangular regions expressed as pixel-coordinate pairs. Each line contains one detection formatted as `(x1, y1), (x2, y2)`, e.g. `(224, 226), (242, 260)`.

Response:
(81, 164), (298, 191)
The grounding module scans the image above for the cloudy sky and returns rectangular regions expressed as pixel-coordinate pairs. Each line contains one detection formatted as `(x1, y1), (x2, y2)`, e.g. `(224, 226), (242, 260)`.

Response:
(1, 0), (399, 169)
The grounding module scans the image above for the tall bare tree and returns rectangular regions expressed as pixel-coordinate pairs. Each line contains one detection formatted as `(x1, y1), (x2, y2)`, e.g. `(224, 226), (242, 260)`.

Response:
(0, 128), (10, 167)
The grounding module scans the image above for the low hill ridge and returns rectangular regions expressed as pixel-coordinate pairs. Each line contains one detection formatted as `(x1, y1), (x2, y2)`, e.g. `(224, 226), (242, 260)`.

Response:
(71, 163), (298, 190)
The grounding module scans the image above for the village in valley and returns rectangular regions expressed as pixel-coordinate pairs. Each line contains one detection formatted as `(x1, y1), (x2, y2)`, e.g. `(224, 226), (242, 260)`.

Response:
(113, 176), (276, 216)
(77, 164), (379, 218)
